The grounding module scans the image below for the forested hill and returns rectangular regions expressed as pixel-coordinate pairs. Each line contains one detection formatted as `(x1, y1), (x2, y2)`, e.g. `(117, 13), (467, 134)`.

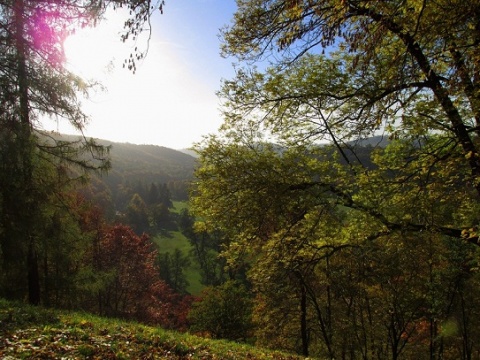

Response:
(42, 134), (198, 214)
(52, 133), (390, 185)
(42, 134), (197, 183)
(84, 135), (387, 205)
(100, 139), (197, 184)
(89, 138), (197, 213)
(48, 133), (388, 214)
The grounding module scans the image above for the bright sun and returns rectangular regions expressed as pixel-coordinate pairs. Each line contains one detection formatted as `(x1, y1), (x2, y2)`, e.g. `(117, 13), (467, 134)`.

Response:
(63, 13), (129, 80)
(56, 9), (224, 149)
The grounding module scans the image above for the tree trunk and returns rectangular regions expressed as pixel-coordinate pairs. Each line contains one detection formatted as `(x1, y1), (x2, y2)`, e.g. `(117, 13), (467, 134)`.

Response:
(28, 240), (40, 305)
(15, 0), (40, 305)
(300, 284), (309, 357)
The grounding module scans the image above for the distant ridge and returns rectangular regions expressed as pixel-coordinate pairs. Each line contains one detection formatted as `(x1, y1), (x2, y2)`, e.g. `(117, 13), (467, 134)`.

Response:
(178, 148), (199, 158)
(41, 132), (390, 183)
(96, 138), (197, 183)
(40, 133), (197, 183)
(346, 135), (390, 148)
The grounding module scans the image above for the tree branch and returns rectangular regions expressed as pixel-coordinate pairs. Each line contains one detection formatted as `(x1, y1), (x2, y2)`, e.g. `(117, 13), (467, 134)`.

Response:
(347, 2), (480, 198)
(288, 180), (479, 246)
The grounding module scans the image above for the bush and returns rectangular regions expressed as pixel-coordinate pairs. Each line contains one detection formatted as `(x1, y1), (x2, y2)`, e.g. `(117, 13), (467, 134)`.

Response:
(188, 280), (253, 341)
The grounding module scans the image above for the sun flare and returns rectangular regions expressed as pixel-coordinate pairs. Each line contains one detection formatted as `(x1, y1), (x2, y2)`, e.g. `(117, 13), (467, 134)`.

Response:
(56, 8), (225, 149)
(63, 13), (130, 80)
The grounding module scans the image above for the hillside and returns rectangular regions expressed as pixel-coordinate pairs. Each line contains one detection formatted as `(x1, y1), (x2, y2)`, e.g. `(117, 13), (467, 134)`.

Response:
(0, 299), (303, 360)
(41, 133), (196, 182)
(97, 139), (197, 203)
(104, 140), (197, 183)
(40, 134), (198, 210)
(48, 133), (389, 186)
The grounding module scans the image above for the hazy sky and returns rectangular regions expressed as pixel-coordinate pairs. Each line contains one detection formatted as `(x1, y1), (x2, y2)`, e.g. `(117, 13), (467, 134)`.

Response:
(46, 0), (238, 149)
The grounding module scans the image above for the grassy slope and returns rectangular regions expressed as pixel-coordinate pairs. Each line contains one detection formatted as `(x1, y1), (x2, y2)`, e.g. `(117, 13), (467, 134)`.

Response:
(153, 201), (203, 295)
(153, 230), (203, 295)
(0, 299), (305, 360)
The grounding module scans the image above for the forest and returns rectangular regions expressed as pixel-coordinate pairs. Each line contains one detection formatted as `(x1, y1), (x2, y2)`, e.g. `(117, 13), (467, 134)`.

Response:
(2, 0), (480, 359)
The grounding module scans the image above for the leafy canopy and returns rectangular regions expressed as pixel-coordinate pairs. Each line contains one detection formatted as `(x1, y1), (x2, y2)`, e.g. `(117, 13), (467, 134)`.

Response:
(191, 2), (480, 355)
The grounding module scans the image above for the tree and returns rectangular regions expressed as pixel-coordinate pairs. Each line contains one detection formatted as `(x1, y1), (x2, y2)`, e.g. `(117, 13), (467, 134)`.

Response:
(94, 224), (188, 327)
(95, 225), (155, 318)
(158, 248), (190, 294)
(158, 183), (173, 209)
(179, 209), (228, 286)
(0, 0), (164, 305)
(192, 137), (480, 357)
(192, 2), (480, 349)
(126, 193), (150, 234)
(151, 202), (175, 231)
(217, 0), (480, 243)
(0, 150), (75, 304)
(188, 280), (253, 341)
(147, 182), (160, 205)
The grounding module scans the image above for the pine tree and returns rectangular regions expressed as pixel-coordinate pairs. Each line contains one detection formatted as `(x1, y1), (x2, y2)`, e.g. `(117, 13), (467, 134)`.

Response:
(0, 0), (164, 304)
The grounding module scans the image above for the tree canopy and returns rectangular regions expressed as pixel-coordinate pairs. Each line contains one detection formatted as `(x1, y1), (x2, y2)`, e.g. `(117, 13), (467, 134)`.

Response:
(191, 0), (480, 357)
(210, 0), (480, 244)
(221, 0), (480, 180)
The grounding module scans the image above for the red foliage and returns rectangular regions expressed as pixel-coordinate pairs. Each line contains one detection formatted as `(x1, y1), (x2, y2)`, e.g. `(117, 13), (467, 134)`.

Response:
(145, 286), (195, 331)
(94, 224), (191, 330)
(74, 194), (105, 235)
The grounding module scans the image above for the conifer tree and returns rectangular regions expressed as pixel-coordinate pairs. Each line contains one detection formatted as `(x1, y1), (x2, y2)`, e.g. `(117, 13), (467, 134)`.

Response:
(0, 0), (164, 304)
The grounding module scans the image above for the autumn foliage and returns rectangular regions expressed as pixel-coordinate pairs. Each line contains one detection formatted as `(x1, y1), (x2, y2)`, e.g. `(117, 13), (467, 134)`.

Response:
(90, 223), (192, 330)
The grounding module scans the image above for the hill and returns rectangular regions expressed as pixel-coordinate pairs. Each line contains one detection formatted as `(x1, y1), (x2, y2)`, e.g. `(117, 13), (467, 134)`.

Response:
(0, 299), (303, 360)
(97, 139), (197, 205)
(41, 132), (197, 183)
(103, 139), (197, 183)
(40, 134), (198, 211)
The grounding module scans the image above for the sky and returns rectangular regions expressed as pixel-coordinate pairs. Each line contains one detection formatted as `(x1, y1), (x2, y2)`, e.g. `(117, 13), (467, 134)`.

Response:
(45, 0), (238, 150)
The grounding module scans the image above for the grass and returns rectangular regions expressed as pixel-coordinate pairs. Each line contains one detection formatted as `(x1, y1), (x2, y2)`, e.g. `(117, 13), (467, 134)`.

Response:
(152, 201), (205, 295)
(154, 230), (191, 254)
(172, 200), (189, 214)
(152, 230), (204, 295)
(0, 298), (305, 359)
